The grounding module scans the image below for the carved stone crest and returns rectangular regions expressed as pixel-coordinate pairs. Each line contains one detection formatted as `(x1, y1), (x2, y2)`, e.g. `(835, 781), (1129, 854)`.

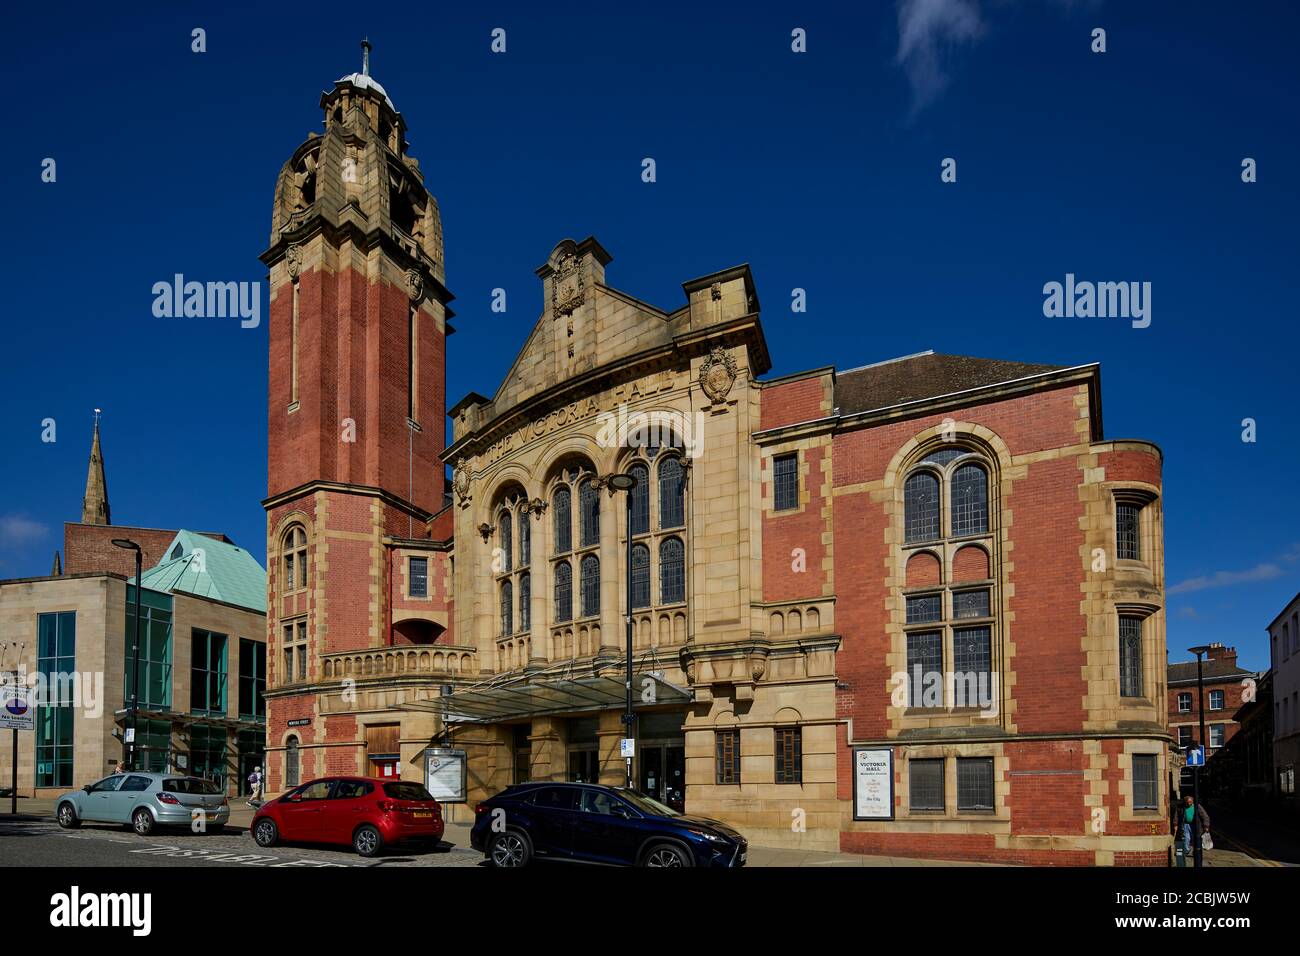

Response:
(477, 522), (495, 541)
(405, 269), (424, 302)
(528, 497), (548, 517)
(699, 347), (738, 404)
(285, 244), (303, 280)
(453, 466), (471, 506)
(551, 252), (584, 318)
(710, 281), (722, 301)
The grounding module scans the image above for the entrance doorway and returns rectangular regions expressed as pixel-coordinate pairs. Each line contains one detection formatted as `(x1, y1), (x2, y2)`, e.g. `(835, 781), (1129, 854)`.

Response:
(370, 757), (399, 779)
(639, 742), (686, 812)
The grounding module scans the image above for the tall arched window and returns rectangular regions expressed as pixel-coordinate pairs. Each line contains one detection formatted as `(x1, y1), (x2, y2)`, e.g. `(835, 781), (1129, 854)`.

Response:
(499, 510), (513, 573)
(579, 479), (600, 548)
(901, 446), (996, 711)
(554, 561), (573, 623)
(519, 572), (531, 631)
(580, 554), (601, 618)
(282, 525), (308, 592)
(660, 537), (685, 604)
(951, 464), (988, 537)
(629, 463), (650, 535)
(285, 736), (300, 788)
(500, 579), (514, 637)
(658, 457), (685, 529)
(553, 487), (572, 554)
(519, 507), (531, 567)
(904, 472), (940, 543)
(631, 543), (651, 609)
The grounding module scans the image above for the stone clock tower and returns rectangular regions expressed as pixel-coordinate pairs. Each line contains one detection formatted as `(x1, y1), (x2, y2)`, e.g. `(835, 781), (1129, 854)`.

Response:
(259, 43), (460, 791)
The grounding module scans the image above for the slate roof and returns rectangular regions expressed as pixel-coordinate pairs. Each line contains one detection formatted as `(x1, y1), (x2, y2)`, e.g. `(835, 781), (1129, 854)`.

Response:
(1167, 659), (1255, 685)
(834, 351), (1067, 416)
(136, 530), (266, 614)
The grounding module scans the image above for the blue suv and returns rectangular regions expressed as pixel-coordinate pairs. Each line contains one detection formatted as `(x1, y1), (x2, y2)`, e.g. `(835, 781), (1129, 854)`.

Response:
(470, 782), (747, 868)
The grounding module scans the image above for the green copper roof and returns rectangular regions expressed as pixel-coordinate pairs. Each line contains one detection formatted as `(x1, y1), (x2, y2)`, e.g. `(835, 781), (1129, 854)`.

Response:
(136, 530), (267, 614)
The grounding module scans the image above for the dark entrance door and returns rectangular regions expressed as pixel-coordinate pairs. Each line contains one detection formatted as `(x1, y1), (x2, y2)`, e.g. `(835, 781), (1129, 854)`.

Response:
(639, 743), (686, 812)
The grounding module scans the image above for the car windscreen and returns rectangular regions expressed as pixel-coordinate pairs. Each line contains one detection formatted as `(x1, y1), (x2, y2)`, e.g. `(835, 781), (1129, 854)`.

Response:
(383, 782), (434, 802)
(162, 778), (223, 795)
(617, 790), (681, 817)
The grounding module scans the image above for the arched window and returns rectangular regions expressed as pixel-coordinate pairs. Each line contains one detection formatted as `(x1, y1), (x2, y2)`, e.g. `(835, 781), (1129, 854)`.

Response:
(660, 537), (685, 604)
(499, 511), (513, 573)
(282, 525), (308, 591)
(951, 464), (988, 537)
(519, 508), (531, 566)
(658, 457), (685, 530)
(904, 472), (940, 543)
(285, 736), (300, 789)
(554, 561), (573, 623)
(500, 580), (514, 637)
(553, 487), (572, 554)
(579, 479), (600, 548)
(631, 543), (651, 609)
(580, 554), (601, 618)
(519, 572), (531, 631)
(629, 463), (650, 535)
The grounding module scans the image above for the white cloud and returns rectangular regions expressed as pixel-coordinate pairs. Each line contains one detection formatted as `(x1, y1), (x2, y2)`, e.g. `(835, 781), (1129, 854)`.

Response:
(1168, 562), (1285, 596)
(896, 0), (985, 111)
(0, 514), (48, 551)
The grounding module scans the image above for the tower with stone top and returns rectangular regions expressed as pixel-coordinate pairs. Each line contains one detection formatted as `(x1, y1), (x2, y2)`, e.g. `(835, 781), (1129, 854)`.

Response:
(259, 43), (458, 789)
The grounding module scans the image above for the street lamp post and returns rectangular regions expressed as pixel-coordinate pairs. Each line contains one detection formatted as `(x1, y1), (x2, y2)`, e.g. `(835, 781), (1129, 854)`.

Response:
(1188, 644), (1212, 870)
(114, 539), (143, 772)
(606, 472), (637, 789)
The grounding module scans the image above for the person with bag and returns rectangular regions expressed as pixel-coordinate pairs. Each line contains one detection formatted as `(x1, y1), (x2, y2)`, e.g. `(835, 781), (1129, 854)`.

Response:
(246, 765), (263, 807)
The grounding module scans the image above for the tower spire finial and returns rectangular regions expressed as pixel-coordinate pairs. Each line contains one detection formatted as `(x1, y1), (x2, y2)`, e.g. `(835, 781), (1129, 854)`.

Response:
(82, 411), (110, 526)
(361, 38), (372, 76)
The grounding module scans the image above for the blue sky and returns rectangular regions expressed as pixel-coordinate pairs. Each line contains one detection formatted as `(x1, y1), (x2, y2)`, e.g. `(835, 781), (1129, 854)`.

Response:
(1, 1), (1296, 670)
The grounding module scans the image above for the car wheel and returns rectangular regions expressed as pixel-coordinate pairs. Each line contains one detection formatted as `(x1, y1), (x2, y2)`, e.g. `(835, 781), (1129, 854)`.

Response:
(56, 803), (81, 829)
(641, 842), (692, 867)
(253, 818), (279, 847)
(131, 808), (155, 836)
(353, 824), (384, 858)
(489, 829), (532, 868)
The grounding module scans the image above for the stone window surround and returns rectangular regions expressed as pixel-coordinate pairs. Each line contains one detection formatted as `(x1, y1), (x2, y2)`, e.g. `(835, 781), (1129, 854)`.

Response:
(898, 746), (1010, 822)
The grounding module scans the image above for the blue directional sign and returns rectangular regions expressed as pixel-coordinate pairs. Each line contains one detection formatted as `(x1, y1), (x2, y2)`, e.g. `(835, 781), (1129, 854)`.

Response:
(1186, 746), (1205, 767)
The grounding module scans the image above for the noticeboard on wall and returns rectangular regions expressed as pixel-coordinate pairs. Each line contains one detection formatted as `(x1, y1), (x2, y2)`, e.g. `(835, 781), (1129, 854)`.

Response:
(852, 747), (894, 821)
(424, 748), (467, 803)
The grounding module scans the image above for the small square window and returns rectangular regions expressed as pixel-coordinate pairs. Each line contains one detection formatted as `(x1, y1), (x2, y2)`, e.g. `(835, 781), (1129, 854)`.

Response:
(1116, 502), (1141, 561)
(1209, 724), (1225, 749)
(1177, 726), (1192, 747)
(1132, 753), (1158, 810)
(905, 593), (942, 624)
(773, 454), (799, 511)
(716, 730), (740, 785)
(909, 758), (944, 811)
(956, 757), (994, 811)
(774, 728), (802, 784)
(1209, 690), (1224, 711)
(953, 588), (990, 620)
(1177, 692), (1192, 713)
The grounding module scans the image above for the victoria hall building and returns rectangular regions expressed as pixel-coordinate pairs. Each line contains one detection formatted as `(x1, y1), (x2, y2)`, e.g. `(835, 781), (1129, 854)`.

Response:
(258, 60), (1171, 866)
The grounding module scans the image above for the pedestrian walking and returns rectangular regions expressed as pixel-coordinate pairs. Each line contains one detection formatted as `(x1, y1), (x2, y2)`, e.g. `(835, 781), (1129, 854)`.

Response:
(246, 765), (263, 807)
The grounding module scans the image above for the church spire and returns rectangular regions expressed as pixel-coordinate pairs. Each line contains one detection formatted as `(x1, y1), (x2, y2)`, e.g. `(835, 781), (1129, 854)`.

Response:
(82, 409), (110, 526)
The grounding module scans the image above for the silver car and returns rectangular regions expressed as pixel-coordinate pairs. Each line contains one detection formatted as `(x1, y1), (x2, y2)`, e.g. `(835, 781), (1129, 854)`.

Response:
(55, 772), (231, 835)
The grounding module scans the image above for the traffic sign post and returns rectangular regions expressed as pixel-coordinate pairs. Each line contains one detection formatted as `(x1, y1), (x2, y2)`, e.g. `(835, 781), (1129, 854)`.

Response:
(1186, 745), (1205, 869)
(1, 672), (35, 814)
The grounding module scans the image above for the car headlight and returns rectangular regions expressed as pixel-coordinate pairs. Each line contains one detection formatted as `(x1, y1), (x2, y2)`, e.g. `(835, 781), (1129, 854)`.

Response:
(686, 828), (728, 843)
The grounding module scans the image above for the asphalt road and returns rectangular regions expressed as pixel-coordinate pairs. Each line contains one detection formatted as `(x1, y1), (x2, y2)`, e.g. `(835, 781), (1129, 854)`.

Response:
(0, 815), (486, 868)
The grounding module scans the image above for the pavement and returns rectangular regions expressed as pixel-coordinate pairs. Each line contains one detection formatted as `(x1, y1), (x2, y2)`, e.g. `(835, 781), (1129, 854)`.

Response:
(0, 796), (1286, 867)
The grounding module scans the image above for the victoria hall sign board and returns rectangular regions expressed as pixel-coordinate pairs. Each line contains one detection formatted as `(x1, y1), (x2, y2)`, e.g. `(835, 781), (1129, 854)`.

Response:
(424, 748), (467, 803)
(852, 748), (894, 820)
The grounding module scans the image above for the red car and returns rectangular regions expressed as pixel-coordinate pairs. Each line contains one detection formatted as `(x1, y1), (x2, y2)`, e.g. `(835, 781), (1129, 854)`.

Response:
(251, 776), (444, 857)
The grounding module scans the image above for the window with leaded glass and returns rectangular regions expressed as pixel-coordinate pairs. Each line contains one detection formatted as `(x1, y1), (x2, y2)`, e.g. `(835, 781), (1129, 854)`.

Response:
(951, 464), (988, 536)
(579, 480), (600, 548)
(906, 630), (943, 708)
(659, 457), (685, 529)
(904, 471), (940, 543)
(773, 453), (799, 511)
(1116, 502), (1141, 561)
(580, 555), (600, 618)
(282, 525), (308, 591)
(519, 509), (531, 566)
(952, 626), (992, 707)
(499, 511), (513, 572)
(500, 580), (514, 637)
(1119, 615), (1143, 698)
(519, 573), (531, 631)
(629, 463), (649, 535)
(631, 543), (650, 609)
(282, 619), (307, 684)
(906, 593), (942, 624)
(956, 757), (994, 810)
(191, 629), (228, 715)
(286, 736), (300, 788)
(660, 537), (685, 604)
(554, 561), (573, 623)
(1132, 753), (1158, 809)
(716, 730), (740, 785)
(953, 588), (990, 620)
(409, 556), (428, 598)
(909, 758), (944, 810)
(553, 486), (572, 554)
(774, 727), (802, 784)
(36, 611), (76, 789)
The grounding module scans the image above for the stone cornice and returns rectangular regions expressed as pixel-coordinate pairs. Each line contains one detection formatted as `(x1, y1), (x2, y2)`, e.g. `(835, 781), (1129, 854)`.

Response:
(262, 479), (434, 524)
